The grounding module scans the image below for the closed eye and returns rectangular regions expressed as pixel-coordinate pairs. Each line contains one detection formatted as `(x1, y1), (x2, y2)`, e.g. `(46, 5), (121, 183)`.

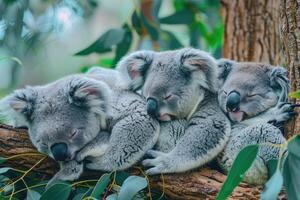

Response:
(247, 94), (260, 97)
(164, 94), (172, 100)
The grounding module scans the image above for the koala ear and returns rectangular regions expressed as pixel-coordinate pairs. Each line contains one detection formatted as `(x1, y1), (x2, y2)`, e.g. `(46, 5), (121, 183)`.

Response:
(268, 66), (289, 102)
(67, 77), (110, 117)
(216, 59), (235, 83)
(0, 87), (37, 127)
(180, 48), (218, 92)
(116, 50), (154, 91)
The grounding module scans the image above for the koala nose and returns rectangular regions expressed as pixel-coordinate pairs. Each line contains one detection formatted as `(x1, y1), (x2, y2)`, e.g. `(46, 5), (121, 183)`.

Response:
(50, 143), (69, 161)
(147, 98), (158, 118)
(226, 91), (241, 112)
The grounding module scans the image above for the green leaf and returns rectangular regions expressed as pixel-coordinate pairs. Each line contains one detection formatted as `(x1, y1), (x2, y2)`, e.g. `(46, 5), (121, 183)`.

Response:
(106, 193), (118, 200)
(40, 183), (72, 200)
(98, 58), (114, 68)
(113, 24), (132, 65)
(289, 91), (300, 99)
(160, 9), (194, 24)
(27, 189), (41, 200)
(151, 0), (162, 23)
(0, 157), (6, 164)
(0, 167), (10, 174)
(266, 159), (278, 178)
(118, 176), (148, 200)
(216, 144), (259, 200)
(115, 171), (130, 186)
(140, 12), (159, 41)
(160, 30), (183, 50)
(0, 56), (23, 66)
(283, 149), (300, 199)
(90, 173), (111, 198)
(287, 134), (300, 159)
(74, 28), (125, 56)
(261, 169), (283, 200)
(131, 10), (142, 35)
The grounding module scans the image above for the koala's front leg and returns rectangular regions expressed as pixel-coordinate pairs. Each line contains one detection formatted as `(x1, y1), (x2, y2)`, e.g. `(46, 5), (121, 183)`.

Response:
(85, 113), (159, 171)
(143, 116), (230, 175)
(155, 119), (187, 153)
(241, 102), (299, 127)
(218, 123), (285, 184)
(46, 160), (83, 189)
(76, 131), (110, 162)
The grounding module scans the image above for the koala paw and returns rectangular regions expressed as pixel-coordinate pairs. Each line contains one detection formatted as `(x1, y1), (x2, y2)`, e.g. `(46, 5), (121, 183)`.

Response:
(268, 103), (299, 124)
(142, 150), (170, 175)
(46, 160), (83, 189)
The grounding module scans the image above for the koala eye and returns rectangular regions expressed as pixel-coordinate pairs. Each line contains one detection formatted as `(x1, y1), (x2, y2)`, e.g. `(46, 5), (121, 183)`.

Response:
(223, 90), (228, 95)
(247, 94), (259, 97)
(164, 94), (173, 100)
(70, 129), (79, 139)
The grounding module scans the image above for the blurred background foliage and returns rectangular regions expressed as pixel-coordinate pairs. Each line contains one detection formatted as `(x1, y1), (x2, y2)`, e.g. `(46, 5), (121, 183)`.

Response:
(0, 0), (223, 95)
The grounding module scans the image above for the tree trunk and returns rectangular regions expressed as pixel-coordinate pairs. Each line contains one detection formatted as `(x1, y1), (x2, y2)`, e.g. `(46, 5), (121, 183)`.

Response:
(0, 124), (265, 200)
(280, 0), (300, 137)
(221, 0), (300, 138)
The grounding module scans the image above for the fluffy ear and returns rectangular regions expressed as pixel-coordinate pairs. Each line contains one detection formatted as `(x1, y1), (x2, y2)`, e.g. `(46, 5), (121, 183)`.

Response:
(180, 48), (219, 92)
(116, 50), (154, 91)
(0, 87), (37, 127)
(216, 59), (235, 83)
(67, 77), (111, 118)
(268, 66), (289, 102)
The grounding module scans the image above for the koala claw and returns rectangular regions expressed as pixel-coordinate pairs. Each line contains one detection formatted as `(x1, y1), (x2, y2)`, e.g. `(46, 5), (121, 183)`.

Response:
(146, 149), (165, 158)
(145, 165), (165, 175)
(142, 150), (170, 175)
(268, 102), (298, 124)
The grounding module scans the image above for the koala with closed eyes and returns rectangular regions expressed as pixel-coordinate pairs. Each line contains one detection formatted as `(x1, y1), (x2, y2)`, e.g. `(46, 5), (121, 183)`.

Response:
(217, 59), (296, 184)
(117, 48), (231, 175)
(0, 70), (159, 186)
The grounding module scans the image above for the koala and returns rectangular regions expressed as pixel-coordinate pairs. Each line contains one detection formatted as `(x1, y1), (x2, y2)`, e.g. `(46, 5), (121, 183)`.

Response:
(117, 48), (231, 175)
(0, 72), (159, 186)
(217, 59), (297, 184)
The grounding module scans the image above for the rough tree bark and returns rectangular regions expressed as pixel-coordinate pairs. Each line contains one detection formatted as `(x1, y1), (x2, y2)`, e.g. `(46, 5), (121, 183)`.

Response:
(280, 0), (300, 137)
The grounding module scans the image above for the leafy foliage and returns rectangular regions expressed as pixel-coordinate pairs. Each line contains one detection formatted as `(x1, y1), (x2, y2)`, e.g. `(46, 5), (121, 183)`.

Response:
(76, 0), (223, 70)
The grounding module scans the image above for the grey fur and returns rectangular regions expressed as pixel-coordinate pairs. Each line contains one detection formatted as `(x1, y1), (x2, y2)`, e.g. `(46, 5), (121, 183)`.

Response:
(0, 72), (159, 186)
(217, 60), (293, 184)
(117, 48), (231, 174)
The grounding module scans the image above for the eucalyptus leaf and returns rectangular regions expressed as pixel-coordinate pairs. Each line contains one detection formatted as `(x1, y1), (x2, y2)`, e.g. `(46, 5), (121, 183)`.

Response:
(106, 193), (118, 200)
(283, 152), (300, 199)
(118, 176), (148, 200)
(216, 144), (259, 200)
(289, 91), (300, 99)
(287, 134), (300, 159)
(74, 28), (125, 56)
(0, 157), (6, 164)
(261, 169), (283, 200)
(90, 173), (111, 198)
(160, 9), (194, 24)
(26, 189), (41, 200)
(140, 12), (159, 41)
(131, 10), (142, 35)
(151, 0), (162, 23)
(114, 24), (132, 64)
(40, 183), (71, 200)
(0, 167), (10, 174)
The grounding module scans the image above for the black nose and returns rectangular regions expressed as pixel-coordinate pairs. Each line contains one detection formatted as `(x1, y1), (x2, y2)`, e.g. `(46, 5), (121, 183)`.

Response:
(50, 143), (69, 161)
(226, 91), (241, 112)
(147, 98), (158, 118)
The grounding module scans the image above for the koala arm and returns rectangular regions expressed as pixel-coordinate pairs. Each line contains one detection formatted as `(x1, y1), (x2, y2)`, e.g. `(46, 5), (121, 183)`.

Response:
(155, 119), (187, 153)
(240, 102), (297, 127)
(83, 111), (160, 171)
(218, 123), (285, 184)
(143, 110), (231, 175)
(46, 160), (83, 189)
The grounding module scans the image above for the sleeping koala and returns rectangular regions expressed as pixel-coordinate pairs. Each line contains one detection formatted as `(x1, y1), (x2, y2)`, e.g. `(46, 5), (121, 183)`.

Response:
(0, 73), (159, 185)
(117, 48), (231, 175)
(217, 59), (296, 184)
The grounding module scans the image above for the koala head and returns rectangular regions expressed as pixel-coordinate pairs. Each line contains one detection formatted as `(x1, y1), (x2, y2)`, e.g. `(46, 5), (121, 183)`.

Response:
(0, 75), (110, 162)
(217, 59), (289, 122)
(117, 48), (218, 121)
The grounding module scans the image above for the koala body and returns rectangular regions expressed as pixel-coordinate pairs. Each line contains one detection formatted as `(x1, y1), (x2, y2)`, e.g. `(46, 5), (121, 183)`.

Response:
(0, 72), (159, 185)
(117, 48), (231, 174)
(217, 60), (294, 184)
